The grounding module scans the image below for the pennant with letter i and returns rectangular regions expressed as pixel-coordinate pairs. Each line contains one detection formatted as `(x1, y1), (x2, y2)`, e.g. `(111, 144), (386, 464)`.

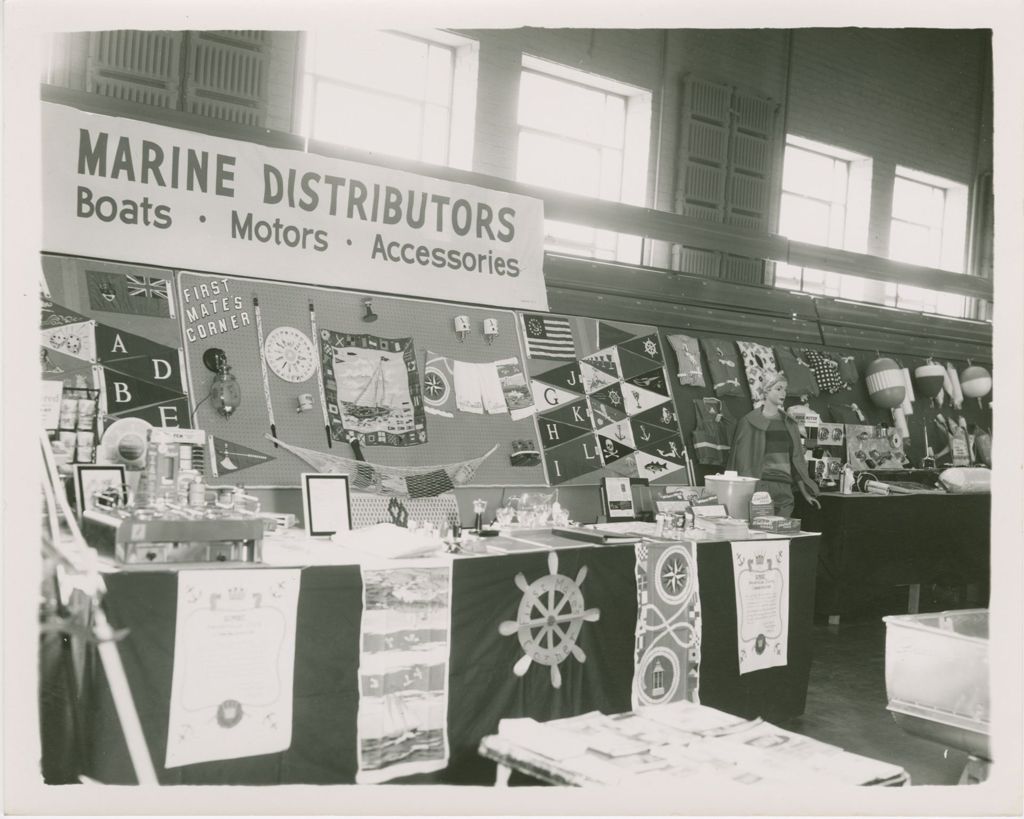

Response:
(210, 436), (275, 477)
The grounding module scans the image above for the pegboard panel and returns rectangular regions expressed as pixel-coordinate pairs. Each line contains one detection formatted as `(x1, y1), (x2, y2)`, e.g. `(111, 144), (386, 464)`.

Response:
(178, 271), (546, 488)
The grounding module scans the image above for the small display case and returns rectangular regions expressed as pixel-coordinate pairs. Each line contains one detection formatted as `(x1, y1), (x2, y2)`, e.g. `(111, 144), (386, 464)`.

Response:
(883, 608), (989, 760)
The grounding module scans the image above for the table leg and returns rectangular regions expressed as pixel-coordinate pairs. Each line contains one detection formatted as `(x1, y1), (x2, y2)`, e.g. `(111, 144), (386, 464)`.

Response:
(495, 763), (512, 787)
(907, 584), (921, 614)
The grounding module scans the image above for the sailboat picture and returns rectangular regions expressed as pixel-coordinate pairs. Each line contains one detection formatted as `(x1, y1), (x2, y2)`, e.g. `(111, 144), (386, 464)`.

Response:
(320, 330), (426, 447)
(356, 565), (452, 783)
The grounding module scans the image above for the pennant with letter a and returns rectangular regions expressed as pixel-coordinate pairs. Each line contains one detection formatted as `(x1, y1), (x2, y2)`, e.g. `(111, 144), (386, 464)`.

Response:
(210, 436), (275, 477)
(86, 269), (174, 318)
(95, 323), (183, 390)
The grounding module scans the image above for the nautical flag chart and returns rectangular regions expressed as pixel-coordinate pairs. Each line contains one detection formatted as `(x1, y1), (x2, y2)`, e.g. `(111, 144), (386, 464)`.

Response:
(519, 315), (689, 485)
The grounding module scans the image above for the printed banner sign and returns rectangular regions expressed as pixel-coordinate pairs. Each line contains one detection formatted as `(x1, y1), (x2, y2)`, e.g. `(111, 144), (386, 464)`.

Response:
(42, 102), (547, 312)
(357, 561), (453, 783)
(165, 568), (301, 768)
(731, 540), (789, 675)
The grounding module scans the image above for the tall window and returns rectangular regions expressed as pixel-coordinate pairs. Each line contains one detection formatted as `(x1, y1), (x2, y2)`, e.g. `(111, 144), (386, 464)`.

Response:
(775, 136), (873, 299)
(515, 56), (651, 261)
(301, 30), (477, 169)
(887, 167), (969, 317)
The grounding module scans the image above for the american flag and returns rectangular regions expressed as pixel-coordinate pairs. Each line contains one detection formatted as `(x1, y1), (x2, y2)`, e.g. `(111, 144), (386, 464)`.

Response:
(521, 313), (575, 360)
(126, 275), (169, 300)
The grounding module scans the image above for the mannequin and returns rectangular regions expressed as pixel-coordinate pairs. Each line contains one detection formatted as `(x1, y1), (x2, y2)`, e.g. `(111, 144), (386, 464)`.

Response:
(726, 373), (821, 517)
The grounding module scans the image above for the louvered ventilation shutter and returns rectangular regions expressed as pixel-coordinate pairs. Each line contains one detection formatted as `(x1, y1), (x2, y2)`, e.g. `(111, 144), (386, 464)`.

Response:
(672, 76), (779, 285)
(674, 78), (730, 224)
(183, 31), (270, 127)
(86, 31), (183, 109)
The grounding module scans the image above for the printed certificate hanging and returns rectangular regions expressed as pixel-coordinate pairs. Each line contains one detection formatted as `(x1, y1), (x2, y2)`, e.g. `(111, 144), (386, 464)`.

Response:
(730, 540), (790, 675)
(165, 568), (301, 768)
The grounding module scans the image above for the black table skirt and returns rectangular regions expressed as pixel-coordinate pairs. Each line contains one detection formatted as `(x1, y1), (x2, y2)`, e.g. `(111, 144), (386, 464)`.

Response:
(81, 536), (818, 785)
(798, 493), (990, 616)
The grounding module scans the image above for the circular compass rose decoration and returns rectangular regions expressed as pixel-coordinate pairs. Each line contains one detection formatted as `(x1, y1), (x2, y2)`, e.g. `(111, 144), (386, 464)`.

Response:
(498, 550), (600, 689)
(422, 366), (450, 407)
(654, 545), (696, 607)
(264, 326), (317, 383)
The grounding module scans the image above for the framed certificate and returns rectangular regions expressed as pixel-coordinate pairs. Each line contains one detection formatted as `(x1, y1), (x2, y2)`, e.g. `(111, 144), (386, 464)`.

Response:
(301, 473), (352, 536)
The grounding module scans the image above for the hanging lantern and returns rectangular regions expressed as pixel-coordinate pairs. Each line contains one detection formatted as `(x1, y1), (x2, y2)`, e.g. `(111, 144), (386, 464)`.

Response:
(914, 361), (946, 406)
(865, 357), (906, 409)
(960, 364), (992, 409)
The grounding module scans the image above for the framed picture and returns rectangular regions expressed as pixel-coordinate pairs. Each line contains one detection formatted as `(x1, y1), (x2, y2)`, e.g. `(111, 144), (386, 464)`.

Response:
(301, 473), (352, 536)
(74, 464), (126, 517)
(602, 476), (636, 521)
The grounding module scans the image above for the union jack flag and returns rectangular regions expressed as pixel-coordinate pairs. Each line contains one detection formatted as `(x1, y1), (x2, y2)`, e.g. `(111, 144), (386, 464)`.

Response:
(126, 275), (169, 299)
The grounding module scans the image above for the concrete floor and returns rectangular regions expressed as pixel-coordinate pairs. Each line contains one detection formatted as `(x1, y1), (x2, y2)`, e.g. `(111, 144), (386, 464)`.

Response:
(779, 618), (972, 786)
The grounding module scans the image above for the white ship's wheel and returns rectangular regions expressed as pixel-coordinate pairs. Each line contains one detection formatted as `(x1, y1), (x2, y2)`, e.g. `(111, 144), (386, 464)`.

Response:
(498, 550), (600, 689)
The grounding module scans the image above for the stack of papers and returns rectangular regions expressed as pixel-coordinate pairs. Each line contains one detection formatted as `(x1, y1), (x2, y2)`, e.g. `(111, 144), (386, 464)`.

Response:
(495, 701), (906, 787)
(332, 523), (444, 559)
(693, 516), (750, 539)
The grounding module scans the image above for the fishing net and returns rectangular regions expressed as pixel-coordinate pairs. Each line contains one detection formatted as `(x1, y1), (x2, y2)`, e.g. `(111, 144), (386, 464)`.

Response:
(266, 435), (499, 498)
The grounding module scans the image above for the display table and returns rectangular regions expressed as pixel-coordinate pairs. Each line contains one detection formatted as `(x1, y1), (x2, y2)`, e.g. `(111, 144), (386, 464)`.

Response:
(78, 532), (819, 785)
(798, 493), (990, 620)
(478, 702), (909, 787)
